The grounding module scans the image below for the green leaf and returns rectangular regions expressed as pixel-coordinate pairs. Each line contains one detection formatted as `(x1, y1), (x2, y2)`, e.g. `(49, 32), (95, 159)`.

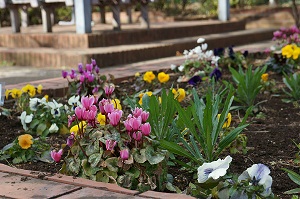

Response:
(282, 168), (300, 185)
(86, 142), (99, 156)
(29, 119), (40, 129)
(88, 152), (103, 168)
(96, 171), (109, 183)
(36, 123), (47, 136)
(105, 157), (119, 172)
(68, 158), (80, 174)
(132, 148), (146, 163)
(145, 146), (165, 165)
(82, 159), (101, 176)
(284, 188), (300, 194)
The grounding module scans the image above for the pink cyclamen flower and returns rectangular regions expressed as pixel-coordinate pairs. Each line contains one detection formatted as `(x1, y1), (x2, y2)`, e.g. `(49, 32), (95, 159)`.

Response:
(141, 122), (151, 136)
(51, 149), (63, 163)
(81, 96), (95, 109)
(92, 87), (99, 94)
(108, 110), (123, 126)
(132, 131), (143, 141)
(120, 149), (129, 160)
(69, 69), (77, 79)
(62, 70), (68, 78)
(99, 99), (109, 114)
(79, 75), (85, 83)
(91, 59), (97, 66)
(105, 140), (117, 151)
(104, 103), (114, 114)
(75, 107), (85, 120)
(78, 63), (84, 73)
(141, 111), (149, 123)
(67, 133), (75, 147)
(104, 85), (115, 98)
(129, 116), (142, 131)
(95, 65), (100, 73)
(87, 74), (95, 82)
(86, 63), (93, 72)
(132, 107), (143, 118)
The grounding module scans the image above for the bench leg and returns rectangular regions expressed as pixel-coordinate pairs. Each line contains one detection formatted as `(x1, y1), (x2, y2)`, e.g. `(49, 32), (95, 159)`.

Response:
(41, 6), (52, 32)
(20, 6), (29, 27)
(99, 5), (106, 24)
(126, 6), (132, 24)
(9, 7), (21, 33)
(140, 3), (149, 29)
(111, 4), (121, 31)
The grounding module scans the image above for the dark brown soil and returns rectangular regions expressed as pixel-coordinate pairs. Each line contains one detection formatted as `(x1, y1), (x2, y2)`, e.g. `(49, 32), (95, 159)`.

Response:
(1, 69), (299, 199)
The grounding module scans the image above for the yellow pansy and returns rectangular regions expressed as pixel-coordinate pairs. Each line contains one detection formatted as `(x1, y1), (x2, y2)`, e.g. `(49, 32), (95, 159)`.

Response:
(112, 98), (122, 110)
(217, 113), (232, 128)
(18, 134), (33, 149)
(172, 88), (186, 102)
(37, 84), (43, 94)
(261, 73), (268, 82)
(97, 113), (106, 126)
(138, 91), (153, 105)
(282, 44), (293, 59)
(157, 72), (170, 83)
(143, 71), (156, 83)
(10, 88), (22, 99)
(292, 46), (300, 60)
(5, 89), (11, 99)
(70, 121), (86, 135)
(22, 84), (36, 97)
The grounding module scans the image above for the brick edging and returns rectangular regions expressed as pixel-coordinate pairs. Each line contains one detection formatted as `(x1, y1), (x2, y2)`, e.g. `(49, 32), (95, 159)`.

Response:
(0, 163), (194, 199)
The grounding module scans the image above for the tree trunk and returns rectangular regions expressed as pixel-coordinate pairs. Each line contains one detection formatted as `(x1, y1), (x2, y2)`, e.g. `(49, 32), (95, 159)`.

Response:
(291, 0), (300, 28)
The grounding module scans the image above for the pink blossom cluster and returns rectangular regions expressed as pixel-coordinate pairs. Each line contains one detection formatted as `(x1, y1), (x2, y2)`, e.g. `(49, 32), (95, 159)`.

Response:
(61, 59), (100, 94)
(124, 107), (151, 141)
(272, 25), (300, 44)
(75, 96), (98, 127)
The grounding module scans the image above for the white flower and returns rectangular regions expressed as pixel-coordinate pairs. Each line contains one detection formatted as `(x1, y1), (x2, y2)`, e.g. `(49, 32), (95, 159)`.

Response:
(170, 64), (177, 70)
(211, 56), (220, 66)
(197, 155), (232, 183)
(193, 46), (202, 55)
(197, 37), (205, 43)
(29, 98), (41, 111)
(49, 123), (59, 133)
(48, 99), (63, 118)
(238, 163), (273, 197)
(205, 50), (214, 59)
(20, 111), (33, 131)
(178, 65), (185, 72)
(201, 43), (208, 51)
(68, 95), (81, 111)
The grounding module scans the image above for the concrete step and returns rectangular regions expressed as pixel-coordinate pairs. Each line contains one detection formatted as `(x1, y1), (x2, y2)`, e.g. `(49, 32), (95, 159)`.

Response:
(0, 28), (276, 68)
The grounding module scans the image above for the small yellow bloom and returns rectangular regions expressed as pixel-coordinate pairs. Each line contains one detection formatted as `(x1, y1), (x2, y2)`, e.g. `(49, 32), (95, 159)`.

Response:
(10, 88), (22, 99)
(157, 72), (170, 83)
(172, 88), (185, 102)
(292, 46), (300, 60)
(22, 84), (36, 97)
(143, 71), (156, 83)
(18, 134), (33, 149)
(37, 84), (43, 94)
(5, 89), (11, 99)
(112, 98), (122, 110)
(135, 72), (140, 77)
(97, 113), (106, 126)
(70, 121), (86, 135)
(43, 95), (49, 102)
(217, 113), (232, 128)
(261, 73), (269, 82)
(138, 92), (153, 105)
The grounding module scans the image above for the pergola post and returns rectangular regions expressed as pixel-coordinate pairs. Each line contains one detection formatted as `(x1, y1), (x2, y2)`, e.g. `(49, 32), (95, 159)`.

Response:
(9, 6), (21, 33)
(218, 0), (230, 21)
(74, 0), (92, 33)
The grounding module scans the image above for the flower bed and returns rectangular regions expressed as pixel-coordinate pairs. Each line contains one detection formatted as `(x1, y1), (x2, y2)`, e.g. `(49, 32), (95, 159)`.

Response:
(1, 28), (300, 198)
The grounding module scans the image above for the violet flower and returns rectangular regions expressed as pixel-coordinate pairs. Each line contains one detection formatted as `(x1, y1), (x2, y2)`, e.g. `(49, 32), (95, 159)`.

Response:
(67, 133), (75, 147)
(188, 75), (202, 86)
(91, 58), (96, 66)
(78, 63), (84, 73)
(62, 70), (68, 78)
(210, 68), (222, 81)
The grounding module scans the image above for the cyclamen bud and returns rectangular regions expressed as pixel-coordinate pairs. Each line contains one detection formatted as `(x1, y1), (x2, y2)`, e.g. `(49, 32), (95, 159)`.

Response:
(95, 65), (100, 73)
(141, 111), (149, 122)
(78, 63), (84, 73)
(132, 131), (143, 141)
(120, 149), (129, 160)
(141, 123), (151, 136)
(62, 70), (68, 78)
(67, 133), (75, 147)
(91, 59), (97, 66)
(104, 85), (115, 98)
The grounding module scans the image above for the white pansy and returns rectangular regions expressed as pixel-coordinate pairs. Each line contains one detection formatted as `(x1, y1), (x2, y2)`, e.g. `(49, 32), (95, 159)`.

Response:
(238, 164), (273, 197)
(205, 50), (214, 59)
(197, 37), (205, 43)
(170, 64), (177, 70)
(49, 123), (59, 133)
(178, 65), (185, 72)
(29, 98), (41, 111)
(20, 111), (33, 131)
(68, 95), (81, 111)
(201, 43), (208, 51)
(211, 56), (220, 66)
(193, 46), (202, 55)
(48, 99), (63, 118)
(197, 155), (232, 183)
